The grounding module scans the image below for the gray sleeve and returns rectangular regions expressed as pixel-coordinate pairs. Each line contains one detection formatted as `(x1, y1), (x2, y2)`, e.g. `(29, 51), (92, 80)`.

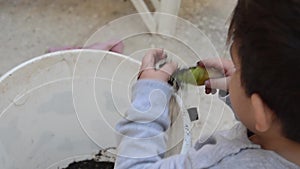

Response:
(210, 148), (300, 169)
(114, 81), (292, 169)
(115, 79), (189, 169)
(114, 79), (220, 169)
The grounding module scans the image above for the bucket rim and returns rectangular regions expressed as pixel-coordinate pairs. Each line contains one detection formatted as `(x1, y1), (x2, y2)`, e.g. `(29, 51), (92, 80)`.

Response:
(0, 49), (141, 83)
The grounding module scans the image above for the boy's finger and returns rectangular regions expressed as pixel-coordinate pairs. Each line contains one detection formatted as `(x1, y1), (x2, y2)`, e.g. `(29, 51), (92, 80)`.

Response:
(145, 49), (166, 63)
(205, 77), (231, 91)
(140, 49), (165, 70)
(204, 87), (217, 94)
(205, 87), (212, 94)
(197, 58), (228, 72)
(160, 62), (178, 76)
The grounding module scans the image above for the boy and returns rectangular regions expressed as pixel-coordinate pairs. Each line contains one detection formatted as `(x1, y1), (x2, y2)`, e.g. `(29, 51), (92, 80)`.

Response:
(114, 0), (300, 168)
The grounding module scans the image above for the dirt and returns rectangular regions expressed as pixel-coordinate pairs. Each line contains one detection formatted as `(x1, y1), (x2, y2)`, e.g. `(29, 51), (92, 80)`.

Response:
(62, 160), (114, 169)
(62, 148), (116, 169)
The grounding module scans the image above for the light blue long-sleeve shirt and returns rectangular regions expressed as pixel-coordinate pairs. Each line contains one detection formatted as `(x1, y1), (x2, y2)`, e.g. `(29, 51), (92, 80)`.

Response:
(115, 80), (299, 169)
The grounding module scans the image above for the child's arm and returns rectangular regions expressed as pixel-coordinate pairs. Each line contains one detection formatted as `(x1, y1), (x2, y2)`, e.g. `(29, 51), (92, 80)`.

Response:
(115, 79), (193, 169)
(114, 49), (184, 168)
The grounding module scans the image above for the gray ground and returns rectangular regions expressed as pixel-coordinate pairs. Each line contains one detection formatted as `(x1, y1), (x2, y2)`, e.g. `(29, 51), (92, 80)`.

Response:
(0, 0), (236, 76)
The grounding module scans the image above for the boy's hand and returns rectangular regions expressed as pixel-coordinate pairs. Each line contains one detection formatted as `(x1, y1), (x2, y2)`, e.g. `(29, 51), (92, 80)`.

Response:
(197, 58), (235, 94)
(138, 49), (178, 83)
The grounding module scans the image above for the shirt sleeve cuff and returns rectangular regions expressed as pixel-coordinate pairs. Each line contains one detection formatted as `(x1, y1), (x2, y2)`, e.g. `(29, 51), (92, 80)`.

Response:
(126, 79), (174, 123)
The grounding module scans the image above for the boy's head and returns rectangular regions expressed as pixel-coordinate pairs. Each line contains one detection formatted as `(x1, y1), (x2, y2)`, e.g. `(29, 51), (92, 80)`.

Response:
(228, 0), (300, 142)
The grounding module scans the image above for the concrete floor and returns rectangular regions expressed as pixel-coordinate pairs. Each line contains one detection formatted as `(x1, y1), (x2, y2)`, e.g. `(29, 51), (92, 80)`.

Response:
(0, 0), (236, 76)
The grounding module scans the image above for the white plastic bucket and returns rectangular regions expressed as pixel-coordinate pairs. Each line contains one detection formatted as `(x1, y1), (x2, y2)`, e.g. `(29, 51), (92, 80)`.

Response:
(0, 50), (190, 169)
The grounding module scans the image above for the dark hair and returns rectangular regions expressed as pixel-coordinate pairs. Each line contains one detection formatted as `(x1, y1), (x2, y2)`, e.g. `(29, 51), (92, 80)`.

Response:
(228, 0), (300, 142)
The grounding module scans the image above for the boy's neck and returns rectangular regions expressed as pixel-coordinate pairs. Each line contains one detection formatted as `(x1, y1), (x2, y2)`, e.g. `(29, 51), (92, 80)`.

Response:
(250, 134), (300, 166)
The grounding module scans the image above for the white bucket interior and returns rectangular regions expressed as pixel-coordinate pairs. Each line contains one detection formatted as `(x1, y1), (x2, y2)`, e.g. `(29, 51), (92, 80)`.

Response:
(0, 50), (192, 169)
(0, 50), (135, 168)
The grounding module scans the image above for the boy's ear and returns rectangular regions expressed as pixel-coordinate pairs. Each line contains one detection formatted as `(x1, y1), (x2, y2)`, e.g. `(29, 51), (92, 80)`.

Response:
(251, 93), (274, 132)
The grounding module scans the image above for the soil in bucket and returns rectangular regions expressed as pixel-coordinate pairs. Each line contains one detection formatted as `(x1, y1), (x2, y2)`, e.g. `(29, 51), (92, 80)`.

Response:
(62, 148), (115, 169)
(62, 160), (114, 169)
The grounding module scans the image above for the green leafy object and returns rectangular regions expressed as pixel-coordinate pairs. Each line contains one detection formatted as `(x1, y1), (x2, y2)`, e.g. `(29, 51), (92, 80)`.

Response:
(174, 67), (208, 85)
(190, 67), (208, 85)
(172, 66), (224, 87)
